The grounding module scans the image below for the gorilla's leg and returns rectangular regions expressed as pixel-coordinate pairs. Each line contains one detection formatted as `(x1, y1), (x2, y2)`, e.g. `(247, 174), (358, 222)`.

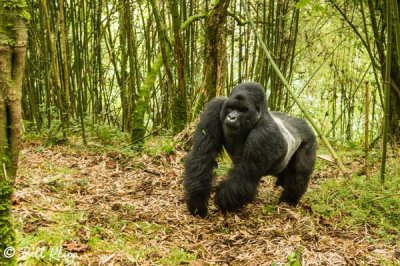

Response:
(184, 98), (225, 217)
(215, 165), (260, 212)
(278, 141), (316, 206)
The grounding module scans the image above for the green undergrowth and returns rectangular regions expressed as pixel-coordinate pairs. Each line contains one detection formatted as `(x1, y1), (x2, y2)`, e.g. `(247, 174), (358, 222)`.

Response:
(23, 122), (176, 159)
(306, 143), (400, 244)
(306, 175), (400, 243)
(16, 211), (191, 265)
(158, 248), (196, 265)
(255, 142), (400, 248)
(15, 206), (174, 264)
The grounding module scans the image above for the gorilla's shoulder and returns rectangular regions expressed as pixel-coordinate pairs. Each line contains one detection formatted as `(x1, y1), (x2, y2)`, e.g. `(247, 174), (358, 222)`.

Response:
(270, 111), (287, 117)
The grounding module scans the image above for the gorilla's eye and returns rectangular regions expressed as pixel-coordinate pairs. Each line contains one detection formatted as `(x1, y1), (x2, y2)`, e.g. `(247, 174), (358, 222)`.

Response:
(235, 95), (245, 101)
(226, 107), (234, 113)
(238, 106), (248, 112)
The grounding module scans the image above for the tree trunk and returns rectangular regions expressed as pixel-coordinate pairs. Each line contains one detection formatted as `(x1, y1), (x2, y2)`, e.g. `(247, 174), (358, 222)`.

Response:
(0, 1), (28, 264)
(168, 0), (188, 133)
(196, 0), (230, 111)
(389, 3), (400, 141)
(131, 51), (171, 146)
(150, 0), (174, 118)
(367, 0), (400, 141)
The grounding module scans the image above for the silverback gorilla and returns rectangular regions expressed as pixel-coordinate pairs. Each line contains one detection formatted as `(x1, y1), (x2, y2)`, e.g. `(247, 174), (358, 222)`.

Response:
(183, 81), (317, 217)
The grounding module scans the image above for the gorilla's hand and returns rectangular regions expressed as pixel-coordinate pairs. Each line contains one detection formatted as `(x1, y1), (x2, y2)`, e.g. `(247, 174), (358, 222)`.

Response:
(185, 193), (209, 218)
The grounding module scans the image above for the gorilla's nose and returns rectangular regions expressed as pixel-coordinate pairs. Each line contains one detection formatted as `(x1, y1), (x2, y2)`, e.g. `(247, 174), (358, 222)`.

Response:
(227, 112), (237, 122)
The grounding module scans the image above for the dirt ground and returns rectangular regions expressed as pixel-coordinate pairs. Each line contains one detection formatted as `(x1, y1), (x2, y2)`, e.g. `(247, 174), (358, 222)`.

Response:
(13, 143), (399, 265)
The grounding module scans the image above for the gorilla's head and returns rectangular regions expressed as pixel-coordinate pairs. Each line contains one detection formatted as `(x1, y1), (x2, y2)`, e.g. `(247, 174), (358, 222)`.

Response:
(220, 82), (267, 135)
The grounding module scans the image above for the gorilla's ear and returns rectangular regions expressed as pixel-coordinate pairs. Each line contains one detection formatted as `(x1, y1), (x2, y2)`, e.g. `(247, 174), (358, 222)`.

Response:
(256, 104), (261, 120)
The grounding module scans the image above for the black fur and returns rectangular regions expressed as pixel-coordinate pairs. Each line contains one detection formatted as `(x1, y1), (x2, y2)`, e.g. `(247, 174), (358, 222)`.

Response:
(183, 82), (316, 217)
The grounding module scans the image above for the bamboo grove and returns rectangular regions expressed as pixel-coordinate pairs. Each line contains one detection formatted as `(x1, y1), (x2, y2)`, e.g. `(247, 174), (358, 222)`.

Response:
(23, 0), (400, 146)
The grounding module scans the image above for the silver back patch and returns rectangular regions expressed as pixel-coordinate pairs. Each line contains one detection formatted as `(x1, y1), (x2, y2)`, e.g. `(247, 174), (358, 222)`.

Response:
(271, 115), (302, 172)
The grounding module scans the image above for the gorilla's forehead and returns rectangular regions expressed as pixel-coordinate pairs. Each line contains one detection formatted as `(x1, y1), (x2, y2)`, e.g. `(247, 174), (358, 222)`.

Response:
(230, 82), (266, 104)
(226, 98), (245, 106)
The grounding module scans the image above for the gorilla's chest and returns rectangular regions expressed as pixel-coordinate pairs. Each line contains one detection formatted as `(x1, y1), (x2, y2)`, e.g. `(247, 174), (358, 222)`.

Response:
(222, 128), (247, 163)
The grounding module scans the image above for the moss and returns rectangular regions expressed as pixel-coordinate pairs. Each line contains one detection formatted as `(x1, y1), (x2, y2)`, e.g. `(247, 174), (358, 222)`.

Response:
(158, 248), (196, 265)
(3, 0), (25, 7)
(172, 94), (187, 134)
(0, 0), (30, 45)
(144, 136), (175, 156)
(0, 180), (16, 265)
(131, 52), (165, 145)
(2, 0), (29, 14)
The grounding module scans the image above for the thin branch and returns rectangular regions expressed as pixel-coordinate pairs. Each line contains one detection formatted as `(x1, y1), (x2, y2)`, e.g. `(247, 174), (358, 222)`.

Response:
(132, 127), (164, 145)
(227, 10), (248, 26)
(328, 0), (380, 70)
(181, 13), (208, 30)
(326, 63), (372, 136)
(368, 193), (400, 202)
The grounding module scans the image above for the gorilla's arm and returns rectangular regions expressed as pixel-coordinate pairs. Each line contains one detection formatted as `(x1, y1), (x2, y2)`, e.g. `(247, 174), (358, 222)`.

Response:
(214, 161), (260, 212)
(183, 97), (226, 217)
(215, 121), (286, 212)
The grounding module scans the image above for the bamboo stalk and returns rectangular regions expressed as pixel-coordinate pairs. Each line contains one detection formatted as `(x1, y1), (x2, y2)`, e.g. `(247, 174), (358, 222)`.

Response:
(392, 0), (400, 66)
(380, 0), (393, 183)
(241, 0), (348, 177)
(364, 81), (370, 179)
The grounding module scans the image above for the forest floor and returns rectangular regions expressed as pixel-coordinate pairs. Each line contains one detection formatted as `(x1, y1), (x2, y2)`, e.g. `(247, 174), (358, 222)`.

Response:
(13, 137), (400, 265)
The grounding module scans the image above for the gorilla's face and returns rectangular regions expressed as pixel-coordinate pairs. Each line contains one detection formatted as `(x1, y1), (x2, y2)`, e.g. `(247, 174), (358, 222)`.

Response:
(220, 91), (261, 135)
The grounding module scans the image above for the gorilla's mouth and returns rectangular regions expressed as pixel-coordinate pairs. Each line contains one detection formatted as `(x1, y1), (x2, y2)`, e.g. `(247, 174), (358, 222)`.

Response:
(224, 121), (240, 128)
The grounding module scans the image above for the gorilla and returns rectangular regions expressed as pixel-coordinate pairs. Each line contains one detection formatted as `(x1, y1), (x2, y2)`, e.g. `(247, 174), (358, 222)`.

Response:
(183, 81), (317, 217)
